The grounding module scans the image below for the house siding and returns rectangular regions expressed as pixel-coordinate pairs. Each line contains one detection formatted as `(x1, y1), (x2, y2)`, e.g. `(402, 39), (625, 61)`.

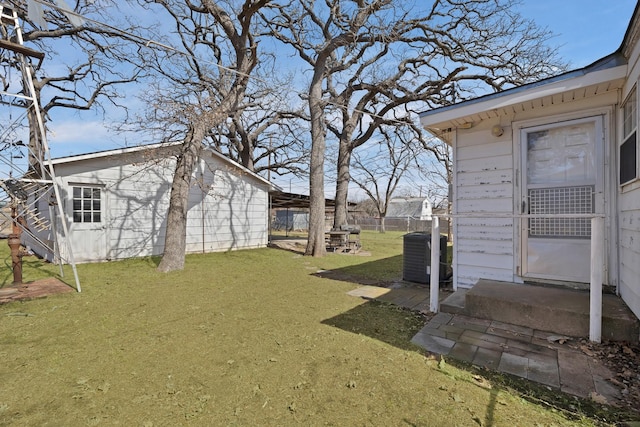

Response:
(454, 128), (515, 288)
(617, 9), (640, 323)
(619, 187), (640, 318)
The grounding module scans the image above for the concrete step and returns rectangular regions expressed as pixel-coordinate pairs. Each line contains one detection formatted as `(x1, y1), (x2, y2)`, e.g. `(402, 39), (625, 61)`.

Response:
(440, 279), (639, 342)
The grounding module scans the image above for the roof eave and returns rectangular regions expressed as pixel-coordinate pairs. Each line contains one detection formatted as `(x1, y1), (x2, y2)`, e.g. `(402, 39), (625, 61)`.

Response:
(420, 59), (627, 133)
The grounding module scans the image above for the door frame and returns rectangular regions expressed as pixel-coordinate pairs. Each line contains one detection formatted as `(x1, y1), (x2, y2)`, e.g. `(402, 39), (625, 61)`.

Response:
(66, 182), (108, 262)
(513, 108), (611, 285)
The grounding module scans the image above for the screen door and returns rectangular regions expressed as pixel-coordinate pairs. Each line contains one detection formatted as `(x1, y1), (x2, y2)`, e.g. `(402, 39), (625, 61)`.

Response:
(521, 117), (603, 283)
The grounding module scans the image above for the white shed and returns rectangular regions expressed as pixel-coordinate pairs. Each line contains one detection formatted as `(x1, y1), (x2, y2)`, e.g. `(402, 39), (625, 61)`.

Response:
(386, 197), (432, 220)
(24, 143), (273, 263)
(420, 4), (640, 323)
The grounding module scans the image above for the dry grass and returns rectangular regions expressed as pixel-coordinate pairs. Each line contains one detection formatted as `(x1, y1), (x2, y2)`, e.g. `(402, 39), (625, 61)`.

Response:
(0, 232), (629, 426)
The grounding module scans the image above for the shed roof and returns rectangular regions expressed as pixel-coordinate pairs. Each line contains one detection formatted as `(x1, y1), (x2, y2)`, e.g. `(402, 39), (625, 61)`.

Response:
(386, 197), (430, 219)
(48, 142), (273, 189)
(269, 191), (357, 210)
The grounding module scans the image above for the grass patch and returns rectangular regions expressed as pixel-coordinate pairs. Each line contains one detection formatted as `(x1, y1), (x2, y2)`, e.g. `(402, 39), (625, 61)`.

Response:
(0, 233), (633, 425)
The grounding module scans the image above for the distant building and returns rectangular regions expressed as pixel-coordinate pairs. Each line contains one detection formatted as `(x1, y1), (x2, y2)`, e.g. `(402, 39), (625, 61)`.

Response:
(386, 197), (432, 220)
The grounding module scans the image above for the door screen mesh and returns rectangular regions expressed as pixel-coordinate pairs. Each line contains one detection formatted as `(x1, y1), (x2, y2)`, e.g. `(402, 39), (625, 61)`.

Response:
(528, 185), (594, 238)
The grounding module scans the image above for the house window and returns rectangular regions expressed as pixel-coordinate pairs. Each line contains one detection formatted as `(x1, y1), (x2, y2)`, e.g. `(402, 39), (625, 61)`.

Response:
(620, 88), (637, 185)
(72, 186), (101, 223)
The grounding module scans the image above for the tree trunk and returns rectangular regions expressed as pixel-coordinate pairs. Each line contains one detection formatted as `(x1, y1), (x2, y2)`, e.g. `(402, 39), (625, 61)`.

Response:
(157, 123), (206, 272)
(333, 140), (352, 229)
(380, 215), (386, 233)
(305, 66), (327, 257)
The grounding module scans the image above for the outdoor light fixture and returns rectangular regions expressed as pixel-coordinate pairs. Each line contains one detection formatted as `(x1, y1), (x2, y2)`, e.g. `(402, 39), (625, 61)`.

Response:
(492, 125), (504, 137)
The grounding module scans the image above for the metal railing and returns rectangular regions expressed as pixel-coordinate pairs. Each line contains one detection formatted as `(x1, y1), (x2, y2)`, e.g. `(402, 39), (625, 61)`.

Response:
(427, 214), (605, 343)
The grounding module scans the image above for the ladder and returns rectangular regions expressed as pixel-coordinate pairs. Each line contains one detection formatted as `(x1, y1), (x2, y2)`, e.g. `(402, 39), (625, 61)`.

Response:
(0, 4), (81, 291)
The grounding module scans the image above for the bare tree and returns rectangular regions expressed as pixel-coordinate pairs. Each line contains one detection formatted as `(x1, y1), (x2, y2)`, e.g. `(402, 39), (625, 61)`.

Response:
(264, 0), (566, 254)
(351, 125), (425, 233)
(210, 72), (310, 177)
(130, 0), (270, 272)
(0, 0), (144, 174)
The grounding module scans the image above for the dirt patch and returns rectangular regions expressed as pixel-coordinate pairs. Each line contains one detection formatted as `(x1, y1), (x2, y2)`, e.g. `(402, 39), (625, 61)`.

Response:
(0, 278), (75, 304)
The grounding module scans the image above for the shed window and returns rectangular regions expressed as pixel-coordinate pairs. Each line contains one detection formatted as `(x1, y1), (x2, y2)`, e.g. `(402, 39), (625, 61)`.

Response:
(620, 88), (637, 185)
(72, 186), (101, 223)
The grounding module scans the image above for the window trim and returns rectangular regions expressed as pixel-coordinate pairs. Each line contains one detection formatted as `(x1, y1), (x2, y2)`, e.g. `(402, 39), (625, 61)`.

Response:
(620, 86), (638, 186)
(71, 185), (103, 224)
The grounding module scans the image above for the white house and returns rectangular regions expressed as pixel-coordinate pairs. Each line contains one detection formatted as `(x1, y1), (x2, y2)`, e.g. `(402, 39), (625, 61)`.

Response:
(24, 143), (273, 263)
(386, 197), (433, 221)
(419, 5), (640, 322)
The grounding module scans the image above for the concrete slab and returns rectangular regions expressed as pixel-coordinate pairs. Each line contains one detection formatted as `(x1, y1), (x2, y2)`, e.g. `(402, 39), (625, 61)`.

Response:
(449, 342), (478, 363)
(473, 347), (502, 369)
(527, 356), (560, 388)
(462, 280), (639, 342)
(411, 330), (455, 355)
(557, 349), (594, 398)
(346, 285), (390, 299)
(499, 352), (529, 378)
(440, 289), (466, 314)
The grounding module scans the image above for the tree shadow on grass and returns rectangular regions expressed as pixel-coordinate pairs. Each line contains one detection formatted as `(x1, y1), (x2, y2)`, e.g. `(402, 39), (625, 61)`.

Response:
(314, 255), (404, 286)
(321, 299), (432, 352)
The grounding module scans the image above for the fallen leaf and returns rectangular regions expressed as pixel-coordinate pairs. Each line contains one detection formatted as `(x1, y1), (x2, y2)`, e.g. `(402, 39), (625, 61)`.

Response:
(546, 335), (570, 344)
(589, 392), (608, 405)
(580, 345), (595, 357)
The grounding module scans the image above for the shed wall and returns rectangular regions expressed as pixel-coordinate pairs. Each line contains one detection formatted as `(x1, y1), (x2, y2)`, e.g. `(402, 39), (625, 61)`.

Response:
(25, 148), (269, 263)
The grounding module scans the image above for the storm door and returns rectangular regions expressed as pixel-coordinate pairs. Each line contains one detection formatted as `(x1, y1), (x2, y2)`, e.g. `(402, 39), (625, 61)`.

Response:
(520, 117), (603, 283)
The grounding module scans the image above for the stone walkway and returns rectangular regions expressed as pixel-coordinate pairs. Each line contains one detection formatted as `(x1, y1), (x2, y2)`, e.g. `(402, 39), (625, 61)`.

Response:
(411, 312), (619, 402)
(348, 284), (622, 406)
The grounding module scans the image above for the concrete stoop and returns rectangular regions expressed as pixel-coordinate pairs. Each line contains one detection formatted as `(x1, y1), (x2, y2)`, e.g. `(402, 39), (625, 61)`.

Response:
(440, 279), (640, 342)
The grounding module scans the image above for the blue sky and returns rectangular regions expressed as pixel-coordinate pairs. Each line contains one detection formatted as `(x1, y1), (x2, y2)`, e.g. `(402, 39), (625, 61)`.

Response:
(517, 1), (636, 68)
(6, 0), (638, 191)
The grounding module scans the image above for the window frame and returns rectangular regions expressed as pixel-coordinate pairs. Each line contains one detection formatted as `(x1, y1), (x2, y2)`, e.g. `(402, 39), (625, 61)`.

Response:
(620, 86), (638, 186)
(71, 185), (103, 224)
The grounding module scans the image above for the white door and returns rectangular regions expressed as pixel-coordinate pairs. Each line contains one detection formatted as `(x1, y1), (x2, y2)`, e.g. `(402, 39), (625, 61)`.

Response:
(68, 185), (107, 262)
(521, 117), (604, 283)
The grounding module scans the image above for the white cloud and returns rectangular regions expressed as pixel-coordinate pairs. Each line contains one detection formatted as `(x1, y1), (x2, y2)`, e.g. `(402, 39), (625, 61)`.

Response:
(47, 119), (124, 157)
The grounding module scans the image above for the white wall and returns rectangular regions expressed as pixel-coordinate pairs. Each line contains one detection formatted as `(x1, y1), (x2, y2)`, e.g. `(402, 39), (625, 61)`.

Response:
(453, 127), (516, 288)
(618, 23), (640, 319)
(185, 158), (269, 253)
(619, 189), (640, 318)
(26, 147), (270, 263)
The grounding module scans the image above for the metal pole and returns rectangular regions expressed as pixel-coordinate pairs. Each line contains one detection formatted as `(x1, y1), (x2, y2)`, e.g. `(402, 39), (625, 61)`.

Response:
(19, 44), (81, 292)
(430, 216), (440, 313)
(589, 216), (603, 343)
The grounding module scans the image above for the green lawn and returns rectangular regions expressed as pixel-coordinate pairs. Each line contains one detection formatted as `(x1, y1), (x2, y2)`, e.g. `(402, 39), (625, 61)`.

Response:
(0, 231), (627, 425)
